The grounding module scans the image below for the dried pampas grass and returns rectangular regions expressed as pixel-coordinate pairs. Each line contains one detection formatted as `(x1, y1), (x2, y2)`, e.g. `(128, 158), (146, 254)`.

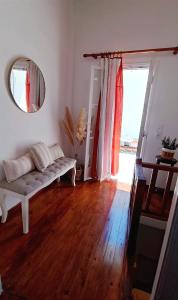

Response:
(62, 120), (74, 146)
(62, 106), (87, 153)
(65, 107), (74, 134)
(76, 107), (87, 144)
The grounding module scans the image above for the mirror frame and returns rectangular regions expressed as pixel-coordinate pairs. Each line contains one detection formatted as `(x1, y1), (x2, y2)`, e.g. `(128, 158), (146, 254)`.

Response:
(8, 57), (46, 113)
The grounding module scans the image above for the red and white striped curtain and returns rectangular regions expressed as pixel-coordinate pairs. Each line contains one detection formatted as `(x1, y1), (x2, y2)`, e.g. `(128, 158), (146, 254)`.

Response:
(91, 57), (123, 181)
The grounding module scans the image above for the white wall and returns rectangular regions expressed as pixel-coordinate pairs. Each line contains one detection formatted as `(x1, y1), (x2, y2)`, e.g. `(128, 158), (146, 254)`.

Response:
(143, 55), (178, 163)
(142, 55), (178, 188)
(1, 0), (178, 184)
(72, 0), (178, 163)
(0, 0), (74, 179)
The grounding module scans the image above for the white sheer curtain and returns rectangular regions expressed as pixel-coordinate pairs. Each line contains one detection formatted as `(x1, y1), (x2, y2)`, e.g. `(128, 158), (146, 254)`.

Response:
(97, 57), (122, 181)
(28, 62), (45, 111)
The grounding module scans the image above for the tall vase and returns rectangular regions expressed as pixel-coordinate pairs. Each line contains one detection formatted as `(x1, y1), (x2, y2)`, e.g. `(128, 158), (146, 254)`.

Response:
(74, 154), (83, 181)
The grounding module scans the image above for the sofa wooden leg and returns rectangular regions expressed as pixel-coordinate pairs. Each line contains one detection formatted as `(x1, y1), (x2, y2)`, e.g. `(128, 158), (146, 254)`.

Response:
(71, 166), (76, 187)
(56, 177), (60, 183)
(21, 199), (29, 234)
(0, 195), (8, 223)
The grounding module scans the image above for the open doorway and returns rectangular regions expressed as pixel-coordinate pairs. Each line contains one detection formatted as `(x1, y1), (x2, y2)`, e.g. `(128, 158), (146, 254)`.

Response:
(117, 67), (149, 185)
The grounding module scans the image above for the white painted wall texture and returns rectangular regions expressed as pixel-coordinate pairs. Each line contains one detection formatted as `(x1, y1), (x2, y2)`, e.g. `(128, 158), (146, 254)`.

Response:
(1, 0), (178, 186)
(142, 55), (178, 188)
(0, 0), (74, 179)
(72, 0), (178, 167)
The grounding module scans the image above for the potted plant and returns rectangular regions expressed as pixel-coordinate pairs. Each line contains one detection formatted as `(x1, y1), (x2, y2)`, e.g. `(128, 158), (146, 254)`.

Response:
(62, 106), (87, 181)
(161, 136), (178, 159)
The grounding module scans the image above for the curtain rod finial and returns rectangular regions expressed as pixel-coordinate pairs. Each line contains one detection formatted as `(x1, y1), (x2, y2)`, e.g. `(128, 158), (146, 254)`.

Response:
(173, 48), (178, 55)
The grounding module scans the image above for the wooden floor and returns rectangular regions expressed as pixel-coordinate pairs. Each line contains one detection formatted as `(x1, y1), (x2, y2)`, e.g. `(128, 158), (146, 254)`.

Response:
(0, 180), (130, 300)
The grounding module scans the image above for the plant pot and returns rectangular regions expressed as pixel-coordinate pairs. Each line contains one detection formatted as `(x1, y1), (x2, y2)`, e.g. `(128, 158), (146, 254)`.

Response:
(161, 148), (176, 159)
(76, 165), (83, 181)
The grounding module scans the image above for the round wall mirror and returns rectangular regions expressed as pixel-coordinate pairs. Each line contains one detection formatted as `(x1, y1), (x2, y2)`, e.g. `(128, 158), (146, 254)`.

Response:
(9, 58), (45, 113)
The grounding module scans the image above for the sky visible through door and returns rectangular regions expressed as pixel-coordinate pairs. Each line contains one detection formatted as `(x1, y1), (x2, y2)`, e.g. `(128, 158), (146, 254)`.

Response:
(117, 68), (149, 185)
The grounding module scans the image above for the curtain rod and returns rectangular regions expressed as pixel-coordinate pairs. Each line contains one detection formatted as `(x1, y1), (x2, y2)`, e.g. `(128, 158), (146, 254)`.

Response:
(83, 46), (178, 59)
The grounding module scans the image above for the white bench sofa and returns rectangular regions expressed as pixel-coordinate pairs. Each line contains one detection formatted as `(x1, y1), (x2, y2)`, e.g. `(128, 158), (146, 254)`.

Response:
(0, 144), (76, 234)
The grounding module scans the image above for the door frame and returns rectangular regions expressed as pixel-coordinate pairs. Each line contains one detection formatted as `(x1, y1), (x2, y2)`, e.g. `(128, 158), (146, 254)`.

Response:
(84, 63), (102, 181)
(136, 61), (155, 157)
(84, 59), (157, 180)
(138, 59), (159, 158)
(122, 61), (154, 159)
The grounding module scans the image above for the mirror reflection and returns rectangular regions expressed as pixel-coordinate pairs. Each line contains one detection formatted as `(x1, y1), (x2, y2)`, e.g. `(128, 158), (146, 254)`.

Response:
(10, 58), (45, 113)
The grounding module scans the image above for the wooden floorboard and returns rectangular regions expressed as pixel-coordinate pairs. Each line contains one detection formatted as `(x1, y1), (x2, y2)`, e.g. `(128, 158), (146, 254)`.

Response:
(0, 180), (130, 300)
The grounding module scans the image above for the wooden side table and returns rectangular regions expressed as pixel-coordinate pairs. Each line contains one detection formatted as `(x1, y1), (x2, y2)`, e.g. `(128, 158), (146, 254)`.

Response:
(155, 155), (177, 167)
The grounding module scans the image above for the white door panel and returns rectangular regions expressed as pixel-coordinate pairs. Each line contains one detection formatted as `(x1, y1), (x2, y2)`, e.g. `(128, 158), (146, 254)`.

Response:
(138, 59), (158, 158)
(84, 65), (101, 181)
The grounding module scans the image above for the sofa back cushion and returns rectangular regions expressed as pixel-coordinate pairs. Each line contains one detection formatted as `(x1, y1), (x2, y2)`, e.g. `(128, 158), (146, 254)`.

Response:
(3, 153), (35, 182)
(30, 142), (54, 172)
(49, 144), (64, 161)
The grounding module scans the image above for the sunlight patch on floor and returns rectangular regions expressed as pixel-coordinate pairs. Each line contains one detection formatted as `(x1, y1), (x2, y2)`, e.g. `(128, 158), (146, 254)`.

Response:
(112, 152), (136, 191)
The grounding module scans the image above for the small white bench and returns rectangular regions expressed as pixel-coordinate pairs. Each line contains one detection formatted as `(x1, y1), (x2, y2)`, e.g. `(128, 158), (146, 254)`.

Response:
(0, 157), (76, 234)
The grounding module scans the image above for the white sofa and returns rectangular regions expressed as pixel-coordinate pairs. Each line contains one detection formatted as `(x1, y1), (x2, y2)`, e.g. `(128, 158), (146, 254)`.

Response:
(0, 145), (76, 234)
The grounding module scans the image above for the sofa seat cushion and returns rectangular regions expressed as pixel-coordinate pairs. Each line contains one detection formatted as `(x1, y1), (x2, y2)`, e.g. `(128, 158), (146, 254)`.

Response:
(0, 157), (76, 196)
(53, 157), (76, 174)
